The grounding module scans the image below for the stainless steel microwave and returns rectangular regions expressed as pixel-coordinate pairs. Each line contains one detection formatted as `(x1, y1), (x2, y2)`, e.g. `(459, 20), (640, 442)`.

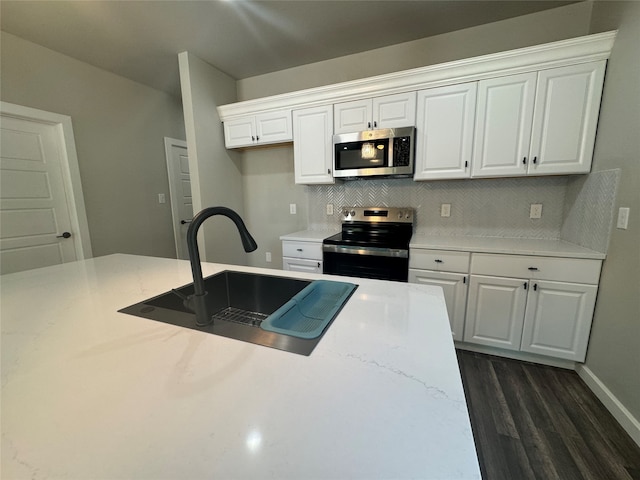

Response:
(333, 126), (415, 179)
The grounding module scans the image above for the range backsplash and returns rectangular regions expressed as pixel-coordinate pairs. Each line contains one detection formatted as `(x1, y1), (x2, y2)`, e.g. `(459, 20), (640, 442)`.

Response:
(306, 171), (619, 253)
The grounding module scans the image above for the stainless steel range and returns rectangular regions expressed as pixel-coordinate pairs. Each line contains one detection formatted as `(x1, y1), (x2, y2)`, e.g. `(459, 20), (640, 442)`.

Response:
(323, 207), (414, 282)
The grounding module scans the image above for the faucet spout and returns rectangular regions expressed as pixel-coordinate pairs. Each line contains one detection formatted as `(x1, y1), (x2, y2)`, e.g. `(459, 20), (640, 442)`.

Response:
(185, 206), (258, 326)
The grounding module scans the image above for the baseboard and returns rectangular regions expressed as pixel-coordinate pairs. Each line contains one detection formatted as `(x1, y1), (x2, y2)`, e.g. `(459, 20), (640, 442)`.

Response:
(576, 364), (640, 448)
(454, 342), (577, 370)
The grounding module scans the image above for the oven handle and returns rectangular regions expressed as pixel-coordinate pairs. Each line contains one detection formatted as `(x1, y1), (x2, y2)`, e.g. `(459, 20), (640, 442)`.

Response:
(323, 244), (409, 259)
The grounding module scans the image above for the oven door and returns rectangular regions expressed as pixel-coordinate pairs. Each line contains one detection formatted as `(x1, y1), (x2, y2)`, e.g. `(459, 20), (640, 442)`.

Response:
(323, 245), (409, 282)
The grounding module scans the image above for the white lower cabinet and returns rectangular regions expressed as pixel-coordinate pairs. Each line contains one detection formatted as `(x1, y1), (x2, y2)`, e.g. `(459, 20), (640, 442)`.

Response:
(464, 274), (528, 350)
(409, 249), (470, 340)
(409, 269), (468, 340)
(282, 240), (323, 273)
(464, 253), (602, 362)
(520, 280), (598, 361)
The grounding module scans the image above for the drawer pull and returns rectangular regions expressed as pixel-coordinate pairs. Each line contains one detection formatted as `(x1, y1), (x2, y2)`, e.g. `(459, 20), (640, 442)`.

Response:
(528, 267), (539, 271)
(296, 248), (303, 252)
(434, 259), (443, 263)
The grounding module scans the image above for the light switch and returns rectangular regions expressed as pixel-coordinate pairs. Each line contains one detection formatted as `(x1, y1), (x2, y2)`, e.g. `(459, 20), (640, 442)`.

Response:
(440, 204), (451, 217)
(289, 203), (297, 215)
(326, 204), (334, 215)
(265, 252), (272, 263)
(158, 193), (166, 204)
(617, 207), (630, 229)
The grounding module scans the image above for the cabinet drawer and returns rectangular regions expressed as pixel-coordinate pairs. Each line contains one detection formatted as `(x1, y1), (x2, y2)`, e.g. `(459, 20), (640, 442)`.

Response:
(410, 249), (470, 273)
(470, 253), (601, 284)
(282, 241), (323, 261)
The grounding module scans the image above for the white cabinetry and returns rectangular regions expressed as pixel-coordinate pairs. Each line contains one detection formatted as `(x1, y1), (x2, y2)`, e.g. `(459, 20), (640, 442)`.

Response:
(413, 83), (477, 180)
(409, 249), (471, 340)
(292, 105), (334, 185)
(334, 92), (417, 134)
(224, 110), (292, 149)
(472, 61), (606, 178)
(464, 253), (601, 362)
(282, 240), (323, 273)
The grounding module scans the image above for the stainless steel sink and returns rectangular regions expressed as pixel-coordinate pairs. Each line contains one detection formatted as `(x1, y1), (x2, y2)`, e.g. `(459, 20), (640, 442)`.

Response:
(118, 270), (354, 355)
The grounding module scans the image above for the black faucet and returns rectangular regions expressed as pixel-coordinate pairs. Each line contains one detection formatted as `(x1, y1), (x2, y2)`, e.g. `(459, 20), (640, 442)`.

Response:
(184, 206), (257, 326)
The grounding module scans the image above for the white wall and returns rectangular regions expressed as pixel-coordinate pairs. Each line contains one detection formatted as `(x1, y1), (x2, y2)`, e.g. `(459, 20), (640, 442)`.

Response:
(0, 31), (185, 259)
(178, 52), (250, 266)
(583, 0), (640, 432)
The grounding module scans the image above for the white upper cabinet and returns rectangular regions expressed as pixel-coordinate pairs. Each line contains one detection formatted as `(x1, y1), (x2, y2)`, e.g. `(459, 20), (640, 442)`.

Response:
(472, 73), (537, 177)
(472, 61), (606, 178)
(528, 61), (606, 175)
(224, 110), (292, 149)
(414, 83), (477, 180)
(334, 92), (417, 134)
(293, 105), (335, 185)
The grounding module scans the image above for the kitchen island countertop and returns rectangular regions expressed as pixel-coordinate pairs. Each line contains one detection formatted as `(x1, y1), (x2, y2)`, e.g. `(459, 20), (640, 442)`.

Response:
(1, 254), (480, 479)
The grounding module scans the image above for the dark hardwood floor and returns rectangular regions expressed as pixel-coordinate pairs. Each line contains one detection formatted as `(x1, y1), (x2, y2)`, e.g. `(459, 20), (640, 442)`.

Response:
(457, 350), (640, 480)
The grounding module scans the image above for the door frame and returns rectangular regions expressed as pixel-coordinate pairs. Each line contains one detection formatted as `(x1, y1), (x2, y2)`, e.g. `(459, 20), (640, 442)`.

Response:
(164, 137), (189, 259)
(0, 101), (92, 261)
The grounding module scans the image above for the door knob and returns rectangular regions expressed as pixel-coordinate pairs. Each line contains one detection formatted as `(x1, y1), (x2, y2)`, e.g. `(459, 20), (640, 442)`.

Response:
(56, 232), (71, 239)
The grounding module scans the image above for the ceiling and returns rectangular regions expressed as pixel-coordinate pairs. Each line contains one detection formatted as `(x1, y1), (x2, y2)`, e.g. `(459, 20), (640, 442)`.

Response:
(1, 0), (579, 97)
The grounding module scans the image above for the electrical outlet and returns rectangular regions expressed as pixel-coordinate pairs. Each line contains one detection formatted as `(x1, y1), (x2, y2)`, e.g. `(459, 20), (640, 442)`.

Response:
(265, 252), (272, 263)
(326, 203), (334, 215)
(617, 207), (630, 229)
(289, 203), (296, 215)
(440, 203), (451, 217)
(530, 204), (542, 219)
(158, 193), (166, 204)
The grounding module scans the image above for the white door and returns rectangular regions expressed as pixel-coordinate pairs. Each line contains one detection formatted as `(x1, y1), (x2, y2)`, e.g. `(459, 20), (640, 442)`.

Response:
(293, 105), (335, 185)
(223, 116), (256, 148)
(528, 61), (606, 175)
(472, 72), (536, 178)
(283, 257), (323, 273)
(164, 138), (192, 260)
(414, 83), (477, 180)
(255, 110), (292, 145)
(334, 99), (372, 134)
(0, 115), (84, 274)
(409, 269), (468, 340)
(520, 280), (598, 361)
(372, 92), (417, 129)
(464, 275), (528, 350)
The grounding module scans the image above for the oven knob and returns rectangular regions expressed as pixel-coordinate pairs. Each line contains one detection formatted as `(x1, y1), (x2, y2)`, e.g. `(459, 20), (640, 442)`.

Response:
(350, 210), (356, 217)
(342, 209), (349, 217)
(397, 210), (403, 219)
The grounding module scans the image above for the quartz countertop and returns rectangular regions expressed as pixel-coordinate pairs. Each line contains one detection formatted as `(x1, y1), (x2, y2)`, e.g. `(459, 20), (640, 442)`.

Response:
(279, 229), (338, 242)
(1, 254), (480, 479)
(410, 234), (606, 259)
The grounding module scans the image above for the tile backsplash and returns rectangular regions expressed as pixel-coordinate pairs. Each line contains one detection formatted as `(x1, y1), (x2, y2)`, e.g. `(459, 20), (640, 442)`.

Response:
(306, 173), (619, 253)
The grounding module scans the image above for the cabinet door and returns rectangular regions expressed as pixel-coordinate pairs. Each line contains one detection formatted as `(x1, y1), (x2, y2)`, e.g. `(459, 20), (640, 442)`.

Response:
(528, 61), (606, 175)
(521, 280), (597, 361)
(293, 106), (335, 185)
(472, 73), (536, 178)
(224, 116), (256, 148)
(334, 99), (372, 134)
(414, 83), (476, 180)
(255, 110), (292, 145)
(409, 269), (468, 340)
(283, 257), (323, 273)
(464, 275), (528, 350)
(373, 92), (417, 129)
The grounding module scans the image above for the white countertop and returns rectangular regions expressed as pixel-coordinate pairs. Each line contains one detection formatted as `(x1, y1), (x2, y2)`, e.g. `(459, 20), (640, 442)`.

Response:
(279, 229), (338, 242)
(411, 234), (606, 259)
(1, 254), (480, 479)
